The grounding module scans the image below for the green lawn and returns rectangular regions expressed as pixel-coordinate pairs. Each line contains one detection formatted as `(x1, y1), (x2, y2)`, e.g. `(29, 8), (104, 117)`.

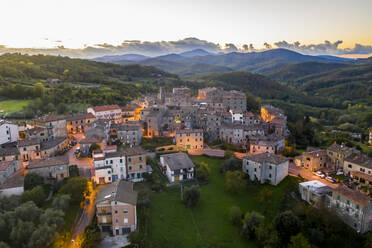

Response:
(144, 156), (299, 248)
(0, 99), (31, 114)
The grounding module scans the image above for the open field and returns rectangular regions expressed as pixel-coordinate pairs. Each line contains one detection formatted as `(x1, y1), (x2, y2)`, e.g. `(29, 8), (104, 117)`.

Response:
(0, 99), (31, 114)
(143, 156), (299, 248)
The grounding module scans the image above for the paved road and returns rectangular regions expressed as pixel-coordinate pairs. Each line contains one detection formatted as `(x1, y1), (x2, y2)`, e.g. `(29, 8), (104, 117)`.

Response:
(69, 182), (98, 248)
(68, 133), (93, 169)
(289, 162), (338, 188)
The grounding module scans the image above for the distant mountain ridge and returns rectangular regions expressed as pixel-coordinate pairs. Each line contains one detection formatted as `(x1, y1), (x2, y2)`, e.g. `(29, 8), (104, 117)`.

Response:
(93, 48), (360, 76)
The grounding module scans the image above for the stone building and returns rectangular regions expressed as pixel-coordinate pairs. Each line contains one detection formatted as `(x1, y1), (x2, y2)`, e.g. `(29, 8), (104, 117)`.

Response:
(0, 120), (19, 145)
(34, 115), (67, 140)
(243, 153), (288, 185)
(327, 142), (354, 170)
(295, 149), (327, 171)
(66, 113), (95, 134)
(123, 147), (148, 182)
(175, 129), (203, 151)
(87, 105), (122, 123)
(330, 186), (372, 233)
(27, 156), (69, 182)
(299, 180), (332, 205)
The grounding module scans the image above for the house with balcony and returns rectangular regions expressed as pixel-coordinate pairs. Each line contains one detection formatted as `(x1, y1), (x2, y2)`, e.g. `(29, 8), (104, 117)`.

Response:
(330, 186), (372, 233)
(160, 152), (195, 183)
(95, 180), (137, 236)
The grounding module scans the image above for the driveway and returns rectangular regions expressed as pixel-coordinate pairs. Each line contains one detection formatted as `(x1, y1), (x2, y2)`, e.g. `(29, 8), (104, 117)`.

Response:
(289, 162), (338, 188)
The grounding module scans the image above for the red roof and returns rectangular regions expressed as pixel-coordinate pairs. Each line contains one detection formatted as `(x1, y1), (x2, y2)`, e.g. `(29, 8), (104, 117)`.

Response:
(0, 161), (12, 171)
(92, 105), (121, 112)
(103, 145), (117, 151)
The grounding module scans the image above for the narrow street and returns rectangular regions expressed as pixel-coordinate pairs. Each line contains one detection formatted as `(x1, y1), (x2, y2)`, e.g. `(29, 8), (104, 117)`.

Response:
(69, 182), (98, 248)
(288, 162), (338, 188)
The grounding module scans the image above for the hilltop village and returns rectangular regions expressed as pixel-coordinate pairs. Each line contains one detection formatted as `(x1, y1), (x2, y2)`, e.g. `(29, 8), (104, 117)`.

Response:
(1, 86), (372, 246)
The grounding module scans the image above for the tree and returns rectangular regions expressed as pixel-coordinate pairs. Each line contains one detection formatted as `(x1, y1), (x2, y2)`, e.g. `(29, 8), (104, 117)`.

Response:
(28, 224), (56, 248)
(9, 220), (35, 248)
(225, 171), (246, 194)
(127, 231), (143, 246)
(220, 157), (241, 173)
(257, 188), (273, 213)
(246, 93), (260, 113)
(182, 185), (200, 208)
(21, 186), (46, 207)
(274, 211), (301, 244)
(0, 242), (10, 248)
(229, 206), (243, 226)
(33, 82), (45, 98)
(58, 177), (87, 204)
(89, 143), (101, 156)
(196, 162), (210, 183)
(256, 223), (280, 248)
(14, 201), (42, 223)
(241, 211), (264, 240)
(40, 209), (64, 230)
(52, 194), (71, 211)
(69, 165), (80, 177)
(24, 173), (44, 191)
(288, 233), (311, 248)
(56, 102), (67, 114)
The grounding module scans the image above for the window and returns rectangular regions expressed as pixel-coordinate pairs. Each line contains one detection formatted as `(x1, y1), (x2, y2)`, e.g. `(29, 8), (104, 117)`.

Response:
(337, 195), (341, 200)
(120, 159), (123, 163)
(269, 174), (272, 178)
(348, 164), (352, 168)
(254, 168), (256, 172)
(123, 209), (128, 213)
(115, 218), (118, 223)
(336, 203), (339, 208)
(129, 166), (132, 171)
(139, 156), (142, 161)
(356, 204), (360, 210)
(355, 213), (359, 219)
(124, 218), (128, 224)
(269, 165), (272, 170)
(347, 200), (350, 205)
(115, 210), (118, 214)
(110, 160), (113, 164)
(140, 164), (142, 169)
(128, 158), (132, 162)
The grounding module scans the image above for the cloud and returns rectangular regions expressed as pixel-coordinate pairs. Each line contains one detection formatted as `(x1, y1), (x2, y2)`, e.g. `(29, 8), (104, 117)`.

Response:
(0, 38), (371, 58)
(273, 40), (372, 55)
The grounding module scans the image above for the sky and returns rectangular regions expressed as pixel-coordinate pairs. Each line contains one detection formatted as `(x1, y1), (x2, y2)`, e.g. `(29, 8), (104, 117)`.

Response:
(1, 0), (372, 54)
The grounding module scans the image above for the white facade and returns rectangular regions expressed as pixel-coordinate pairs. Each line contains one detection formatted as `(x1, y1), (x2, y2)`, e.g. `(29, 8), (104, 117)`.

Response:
(93, 152), (126, 184)
(160, 154), (194, 183)
(87, 106), (122, 123)
(243, 155), (288, 185)
(0, 120), (19, 145)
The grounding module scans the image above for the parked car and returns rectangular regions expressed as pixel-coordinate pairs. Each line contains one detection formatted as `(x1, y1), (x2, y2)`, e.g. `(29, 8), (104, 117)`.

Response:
(336, 170), (344, 175)
(313, 171), (325, 178)
(72, 140), (77, 146)
(326, 176), (336, 183)
(74, 148), (80, 154)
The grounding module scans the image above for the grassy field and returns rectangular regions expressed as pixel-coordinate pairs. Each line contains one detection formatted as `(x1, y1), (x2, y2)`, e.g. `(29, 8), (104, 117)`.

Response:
(143, 156), (299, 248)
(0, 99), (31, 114)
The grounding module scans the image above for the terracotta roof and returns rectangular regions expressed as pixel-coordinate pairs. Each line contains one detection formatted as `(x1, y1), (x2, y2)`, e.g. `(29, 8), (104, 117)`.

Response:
(0, 161), (12, 171)
(66, 113), (95, 121)
(17, 138), (40, 147)
(243, 153), (288, 165)
(344, 153), (372, 170)
(0, 146), (20, 156)
(175, 129), (203, 134)
(123, 146), (146, 156)
(25, 127), (45, 136)
(333, 185), (371, 207)
(91, 105), (121, 112)
(103, 145), (117, 151)
(95, 180), (137, 205)
(36, 114), (65, 122)
(161, 152), (195, 171)
(327, 142), (352, 154)
(79, 135), (104, 144)
(304, 149), (327, 158)
(28, 156), (69, 169)
(244, 112), (256, 117)
(41, 137), (67, 150)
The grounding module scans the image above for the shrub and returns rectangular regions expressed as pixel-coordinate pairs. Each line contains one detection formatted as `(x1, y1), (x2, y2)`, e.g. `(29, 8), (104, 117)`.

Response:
(182, 184), (200, 208)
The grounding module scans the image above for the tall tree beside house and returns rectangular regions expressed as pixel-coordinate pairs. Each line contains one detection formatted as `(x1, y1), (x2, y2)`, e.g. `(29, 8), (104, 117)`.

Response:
(225, 171), (246, 194)
(182, 184), (200, 208)
(24, 173), (44, 191)
(196, 162), (210, 183)
(20, 186), (46, 207)
(58, 177), (88, 204)
(240, 211), (265, 240)
(274, 211), (301, 245)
